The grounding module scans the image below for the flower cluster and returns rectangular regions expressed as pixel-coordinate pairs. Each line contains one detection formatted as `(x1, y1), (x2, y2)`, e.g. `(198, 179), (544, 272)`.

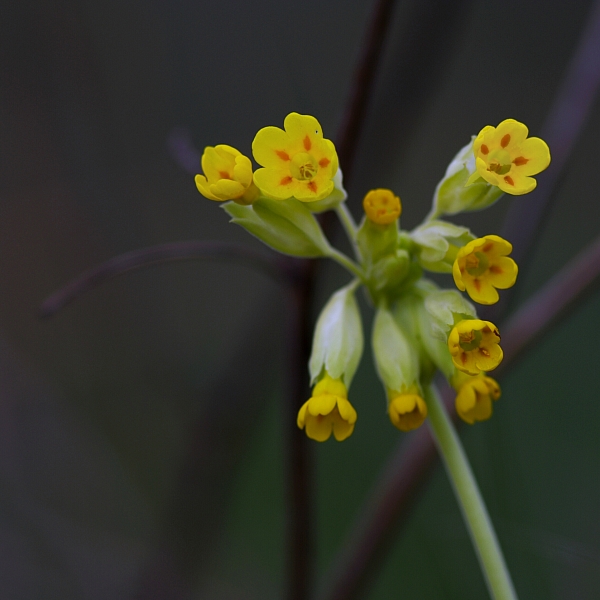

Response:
(196, 113), (550, 441)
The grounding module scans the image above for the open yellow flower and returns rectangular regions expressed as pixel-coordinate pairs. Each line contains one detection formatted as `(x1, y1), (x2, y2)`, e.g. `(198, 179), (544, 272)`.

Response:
(252, 113), (338, 202)
(448, 319), (503, 375)
(195, 145), (258, 204)
(452, 371), (500, 424)
(388, 390), (427, 431)
(297, 373), (357, 441)
(466, 119), (550, 195)
(453, 235), (518, 304)
(363, 189), (402, 224)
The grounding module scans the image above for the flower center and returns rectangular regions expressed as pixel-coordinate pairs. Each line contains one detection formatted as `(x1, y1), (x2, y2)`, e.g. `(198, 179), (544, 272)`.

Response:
(465, 251), (490, 277)
(459, 329), (482, 351)
(486, 148), (512, 175)
(290, 152), (318, 180)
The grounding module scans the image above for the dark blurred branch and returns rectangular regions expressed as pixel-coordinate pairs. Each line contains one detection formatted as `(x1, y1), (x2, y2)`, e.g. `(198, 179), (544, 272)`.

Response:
(317, 228), (600, 600)
(334, 0), (397, 184)
(39, 241), (285, 318)
(492, 0), (600, 318)
(285, 272), (316, 600)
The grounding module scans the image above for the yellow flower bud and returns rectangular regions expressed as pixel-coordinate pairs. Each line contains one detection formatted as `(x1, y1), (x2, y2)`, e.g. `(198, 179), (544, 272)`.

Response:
(388, 390), (427, 432)
(363, 189), (402, 225)
(452, 372), (501, 424)
(297, 373), (357, 442)
(195, 145), (258, 204)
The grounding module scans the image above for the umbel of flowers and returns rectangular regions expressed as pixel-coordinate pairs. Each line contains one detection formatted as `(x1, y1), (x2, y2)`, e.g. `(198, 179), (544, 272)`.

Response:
(196, 113), (550, 441)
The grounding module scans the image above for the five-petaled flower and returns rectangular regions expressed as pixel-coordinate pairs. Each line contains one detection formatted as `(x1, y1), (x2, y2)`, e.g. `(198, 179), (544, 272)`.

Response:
(363, 189), (402, 225)
(252, 112), (338, 202)
(297, 373), (357, 441)
(466, 119), (550, 195)
(448, 319), (503, 375)
(453, 235), (518, 304)
(195, 145), (258, 204)
(453, 372), (501, 424)
(388, 390), (427, 431)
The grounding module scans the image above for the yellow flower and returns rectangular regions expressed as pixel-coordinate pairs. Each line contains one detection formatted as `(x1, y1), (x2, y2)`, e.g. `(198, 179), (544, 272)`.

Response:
(388, 390), (427, 432)
(297, 373), (357, 442)
(363, 189), (402, 224)
(453, 372), (501, 424)
(466, 119), (550, 195)
(453, 235), (518, 304)
(252, 112), (339, 202)
(448, 319), (503, 375)
(195, 145), (258, 204)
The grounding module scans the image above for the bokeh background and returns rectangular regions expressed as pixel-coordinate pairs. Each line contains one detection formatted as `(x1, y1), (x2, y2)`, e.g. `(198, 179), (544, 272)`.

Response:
(1, 0), (599, 598)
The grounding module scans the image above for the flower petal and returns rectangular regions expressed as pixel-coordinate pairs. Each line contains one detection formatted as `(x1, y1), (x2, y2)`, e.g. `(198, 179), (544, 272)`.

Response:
(194, 174), (220, 201)
(515, 137), (551, 176)
(307, 393), (337, 416)
(487, 256), (518, 288)
(494, 119), (529, 148)
(252, 126), (292, 168)
(305, 415), (333, 442)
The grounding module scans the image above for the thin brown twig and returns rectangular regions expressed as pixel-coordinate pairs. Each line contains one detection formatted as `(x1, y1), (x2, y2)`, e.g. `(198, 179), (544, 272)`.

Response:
(317, 229), (600, 600)
(285, 1), (402, 596)
(39, 240), (286, 318)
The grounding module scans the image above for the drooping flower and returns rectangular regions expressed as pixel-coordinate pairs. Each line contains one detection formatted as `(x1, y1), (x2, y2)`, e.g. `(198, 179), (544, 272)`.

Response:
(297, 373), (357, 442)
(465, 119), (550, 195)
(453, 235), (518, 304)
(252, 113), (338, 202)
(363, 189), (402, 225)
(448, 319), (503, 375)
(388, 390), (427, 431)
(195, 145), (258, 204)
(453, 371), (501, 424)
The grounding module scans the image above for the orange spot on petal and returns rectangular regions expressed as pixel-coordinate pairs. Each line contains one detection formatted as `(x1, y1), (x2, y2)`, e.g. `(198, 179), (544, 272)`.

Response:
(489, 265), (503, 274)
(473, 279), (481, 292)
(513, 156), (529, 166)
(504, 175), (515, 186)
(319, 157), (330, 168)
(280, 176), (293, 185)
(501, 134), (511, 148)
(307, 181), (317, 193)
(482, 243), (493, 252)
(460, 352), (467, 365)
(303, 135), (311, 151)
(481, 144), (489, 155)
(276, 150), (290, 161)
(219, 171), (231, 179)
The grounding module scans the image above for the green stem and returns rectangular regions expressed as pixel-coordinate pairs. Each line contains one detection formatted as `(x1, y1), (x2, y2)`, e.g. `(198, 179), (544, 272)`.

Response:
(425, 385), (518, 600)
(328, 248), (365, 281)
(335, 203), (362, 261)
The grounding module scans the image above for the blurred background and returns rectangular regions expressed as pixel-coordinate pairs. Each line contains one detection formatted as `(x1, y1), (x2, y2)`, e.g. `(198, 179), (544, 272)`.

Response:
(1, 0), (599, 598)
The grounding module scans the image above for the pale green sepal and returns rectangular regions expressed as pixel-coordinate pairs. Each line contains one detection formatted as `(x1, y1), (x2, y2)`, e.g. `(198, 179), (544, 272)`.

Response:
(430, 139), (505, 218)
(414, 296), (455, 380)
(411, 220), (475, 273)
(308, 168), (348, 213)
(222, 196), (331, 257)
(424, 289), (477, 340)
(371, 250), (410, 292)
(309, 282), (364, 387)
(393, 290), (453, 382)
(357, 217), (399, 270)
(372, 307), (419, 394)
